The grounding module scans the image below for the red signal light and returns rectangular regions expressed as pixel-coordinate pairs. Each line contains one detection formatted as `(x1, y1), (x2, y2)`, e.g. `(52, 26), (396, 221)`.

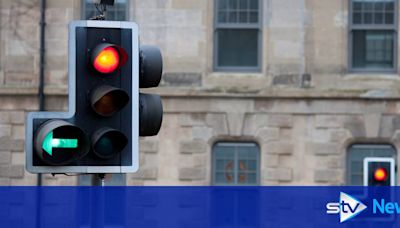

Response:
(93, 47), (120, 74)
(374, 167), (388, 182)
(91, 43), (128, 74)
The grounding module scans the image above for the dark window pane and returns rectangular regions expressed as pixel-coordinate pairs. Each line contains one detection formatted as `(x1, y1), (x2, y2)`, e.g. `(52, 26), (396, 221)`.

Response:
(247, 173), (257, 184)
(217, 29), (259, 67)
(238, 146), (257, 159)
(218, 11), (228, 23)
(239, 0), (248, 9)
(353, 12), (362, 24)
(214, 146), (235, 159)
(228, 0), (237, 10)
(352, 30), (394, 69)
(352, 1), (397, 26)
(385, 2), (394, 11)
(375, 12), (384, 24)
(238, 172), (248, 183)
(228, 11), (238, 23)
(219, 0), (228, 10)
(364, 12), (373, 24)
(239, 12), (248, 23)
(249, 0), (258, 10)
(364, 2), (374, 11)
(216, 172), (234, 184)
(238, 160), (248, 171)
(375, 2), (384, 11)
(353, 2), (362, 11)
(216, 159), (235, 171)
(217, 0), (258, 25)
(248, 160), (257, 170)
(385, 12), (394, 24)
(351, 174), (363, 186)
(351, 161), (363, 173)
(249, 12), (258, 23)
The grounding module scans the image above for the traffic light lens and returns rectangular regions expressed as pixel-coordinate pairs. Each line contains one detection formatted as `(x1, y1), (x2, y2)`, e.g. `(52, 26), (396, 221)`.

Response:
(92, 128), (128, 159)
(94, 94), (116, 116)
(93, 47), (120, 74)
(34, 120), (90, 166)
(374, 167), (388, 182)
(91, 86), (129, 117)
(95, 137), (113, 157)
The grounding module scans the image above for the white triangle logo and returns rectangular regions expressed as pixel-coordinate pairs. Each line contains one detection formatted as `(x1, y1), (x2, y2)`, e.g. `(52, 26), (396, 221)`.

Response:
(340, 192), (367, 223)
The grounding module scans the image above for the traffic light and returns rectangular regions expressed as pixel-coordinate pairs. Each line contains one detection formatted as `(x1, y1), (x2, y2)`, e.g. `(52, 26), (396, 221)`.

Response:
(26, 20), (163, 173)
(363, 157), (395, 186)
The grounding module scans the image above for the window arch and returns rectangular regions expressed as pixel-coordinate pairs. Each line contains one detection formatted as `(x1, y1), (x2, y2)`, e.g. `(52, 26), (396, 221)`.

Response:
(212, 142), (260, 185)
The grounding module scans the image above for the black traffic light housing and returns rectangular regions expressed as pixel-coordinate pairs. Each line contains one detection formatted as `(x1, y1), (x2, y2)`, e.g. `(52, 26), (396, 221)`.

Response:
(139, 45), (163, 136)
(26, 20), (163, 174)
(364, 157), (395, 186)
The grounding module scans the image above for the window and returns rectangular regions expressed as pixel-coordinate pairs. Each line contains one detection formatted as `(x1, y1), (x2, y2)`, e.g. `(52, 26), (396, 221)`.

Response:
(347, 144), (396, 185)
(212, 142), (260, 185)
(214, 0), (262, 71)
(350, 0), (397, 72)
(82, 0), (128, 21)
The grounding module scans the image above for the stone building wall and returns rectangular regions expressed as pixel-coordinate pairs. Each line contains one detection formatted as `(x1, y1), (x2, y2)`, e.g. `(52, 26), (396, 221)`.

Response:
(0, 0), (399, 185)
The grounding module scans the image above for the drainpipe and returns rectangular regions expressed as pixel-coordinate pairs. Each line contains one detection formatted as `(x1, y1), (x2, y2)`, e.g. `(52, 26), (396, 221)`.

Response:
(37, 0), (46, 186)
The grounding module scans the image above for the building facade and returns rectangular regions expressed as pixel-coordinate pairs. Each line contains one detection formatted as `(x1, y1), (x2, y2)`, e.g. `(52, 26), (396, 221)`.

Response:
(0, 0), (400, 186)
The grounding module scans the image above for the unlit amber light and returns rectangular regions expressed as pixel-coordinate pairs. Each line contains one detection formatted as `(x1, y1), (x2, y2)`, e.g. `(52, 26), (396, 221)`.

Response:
(93, 47), (120, 74)
(374, 167), (388, 182)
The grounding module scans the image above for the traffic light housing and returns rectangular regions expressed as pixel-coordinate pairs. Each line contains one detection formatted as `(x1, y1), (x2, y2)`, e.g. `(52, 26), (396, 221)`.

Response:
(363, 157), (395, 186)
(26, 20), (163, 173)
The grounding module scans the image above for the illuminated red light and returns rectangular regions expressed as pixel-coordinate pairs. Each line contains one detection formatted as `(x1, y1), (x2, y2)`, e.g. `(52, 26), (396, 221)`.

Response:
(374, 167), (388, 182)
(93, 47), (120, 74)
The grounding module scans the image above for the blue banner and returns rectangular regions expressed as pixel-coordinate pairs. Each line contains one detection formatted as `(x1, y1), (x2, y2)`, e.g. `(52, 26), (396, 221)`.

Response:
(0, 187), (399, 227)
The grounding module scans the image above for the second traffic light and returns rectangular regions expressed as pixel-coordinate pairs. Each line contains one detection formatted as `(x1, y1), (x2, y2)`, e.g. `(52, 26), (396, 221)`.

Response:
(363, 157), (395, 186)
(26, 20), (163, 173)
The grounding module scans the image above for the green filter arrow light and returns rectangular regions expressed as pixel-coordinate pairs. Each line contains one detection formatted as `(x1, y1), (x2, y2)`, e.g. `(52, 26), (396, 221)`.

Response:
(42, 131), (78, 156)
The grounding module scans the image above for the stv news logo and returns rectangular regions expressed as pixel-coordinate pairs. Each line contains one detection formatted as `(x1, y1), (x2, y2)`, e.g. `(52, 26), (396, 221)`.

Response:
(326, 192), (367, 223)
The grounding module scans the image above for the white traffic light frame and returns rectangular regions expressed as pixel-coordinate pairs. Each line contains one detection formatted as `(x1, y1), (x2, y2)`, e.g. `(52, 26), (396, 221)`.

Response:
(26, 20), (139, 174)
(363, 157), (395, 186)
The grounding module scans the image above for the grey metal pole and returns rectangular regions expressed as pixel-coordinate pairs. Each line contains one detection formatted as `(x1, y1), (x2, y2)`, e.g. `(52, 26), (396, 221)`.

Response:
(91, 174), (105, 228)
(92, 173), (105, 186)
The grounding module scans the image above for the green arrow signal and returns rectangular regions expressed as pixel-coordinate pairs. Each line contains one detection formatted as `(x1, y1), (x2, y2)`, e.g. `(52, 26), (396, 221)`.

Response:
(42, 132), (78, 156)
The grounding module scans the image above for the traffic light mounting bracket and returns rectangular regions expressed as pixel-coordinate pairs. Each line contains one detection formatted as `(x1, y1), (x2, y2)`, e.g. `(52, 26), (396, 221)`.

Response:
(26, 20), (139, 174)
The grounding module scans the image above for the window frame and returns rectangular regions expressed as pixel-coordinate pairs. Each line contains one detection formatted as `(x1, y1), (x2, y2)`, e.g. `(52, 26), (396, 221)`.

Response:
(348, 0), (398, 73)
(212, 141), (260, 186)
(213, 0), (263, 72)
(81, 0), (129, 21)
(346, 143), (397, 185)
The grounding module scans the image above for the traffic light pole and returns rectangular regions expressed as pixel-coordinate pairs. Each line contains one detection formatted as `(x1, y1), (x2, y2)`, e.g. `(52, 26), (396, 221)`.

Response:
(91, 174), (105, 228)
(92, 173), (105, 186)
